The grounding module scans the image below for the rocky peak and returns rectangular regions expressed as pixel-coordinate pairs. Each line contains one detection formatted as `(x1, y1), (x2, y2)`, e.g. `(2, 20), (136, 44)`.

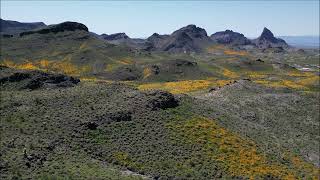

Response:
(254, 27), (288, 48)
(101, 33), (129, 41)
(210, 30), (251, 45)
(259, 27), (277, 42)
(173, 24), (208, 38)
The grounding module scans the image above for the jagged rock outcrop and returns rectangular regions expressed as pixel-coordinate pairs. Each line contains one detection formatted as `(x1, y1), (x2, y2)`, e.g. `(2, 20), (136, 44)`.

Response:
(210, 30), (252, 46)
(19, 21), (88, 36)
(253, 27), (288, 49)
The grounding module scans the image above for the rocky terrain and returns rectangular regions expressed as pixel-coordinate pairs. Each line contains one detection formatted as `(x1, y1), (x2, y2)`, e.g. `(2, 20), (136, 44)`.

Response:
(0, 19), (319, 179)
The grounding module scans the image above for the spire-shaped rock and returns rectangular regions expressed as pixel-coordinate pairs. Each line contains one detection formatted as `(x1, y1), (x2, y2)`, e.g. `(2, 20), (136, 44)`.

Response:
(253, 27), (288, 49)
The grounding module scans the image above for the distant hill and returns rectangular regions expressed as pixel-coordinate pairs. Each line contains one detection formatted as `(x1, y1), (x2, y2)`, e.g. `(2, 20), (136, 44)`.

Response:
(101, 32), (148, 49)
(0, 19), (46, 35)
(210, 30), (252, 46)
(101, 24), (214, 53)
(101, 26), (290, 52)
(278, 36), (319, 48)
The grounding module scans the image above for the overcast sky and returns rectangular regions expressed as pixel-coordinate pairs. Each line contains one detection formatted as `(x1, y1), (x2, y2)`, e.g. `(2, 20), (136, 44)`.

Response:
(1, 1), (319, 38)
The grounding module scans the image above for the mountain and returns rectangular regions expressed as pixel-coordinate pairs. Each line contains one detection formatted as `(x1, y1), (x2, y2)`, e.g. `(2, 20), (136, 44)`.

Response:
(0, 19), (46, 35)
(146, 24), (213, 53)
(278, 36), (320, 48)
(99, 26), (292, 52)
(210, 30), (252, 46)
(253, 27), (288, 49)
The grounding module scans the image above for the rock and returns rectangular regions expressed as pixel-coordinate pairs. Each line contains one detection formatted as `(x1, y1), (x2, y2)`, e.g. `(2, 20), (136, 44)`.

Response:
(256, 59), (264, 63)
(85, 122), (99, 130)
(146, 90), (179, 110)
(23, 71), (80, 90)
(0, 72), (30, 83)
(0, 68), (80, 90)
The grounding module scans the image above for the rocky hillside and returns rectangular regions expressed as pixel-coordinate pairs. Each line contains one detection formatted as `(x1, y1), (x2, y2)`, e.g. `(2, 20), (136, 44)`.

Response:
(0, 19), (46, 35)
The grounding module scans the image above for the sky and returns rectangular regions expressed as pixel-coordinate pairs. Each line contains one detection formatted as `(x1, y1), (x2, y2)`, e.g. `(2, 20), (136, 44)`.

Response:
(1, 1), (319, 38)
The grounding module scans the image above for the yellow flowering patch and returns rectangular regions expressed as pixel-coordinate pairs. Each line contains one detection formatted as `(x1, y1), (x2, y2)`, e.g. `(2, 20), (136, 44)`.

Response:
(297, 75), (319, 86)
(79, 42), (87, 50)
(206, 45), (228, 53)
(224, 49), (248, 56)
(0, 59), (90, 76)
(167, 117), (319, 179)
(286, 71), (315, 77)
(138, 80), (211, 94)
(254, 80), (307, 89)
(39, 59), (50, 69)
(16, 62), (39, 70)
(254, 75), (319, 90)
(104, 64), (117, 72)
(207, 45), (248, 56)
(246, 72), (268, 79)
(118, 58), (133, 65)
(138, 79), (232, 94)
(50, 61), (80, 76)
(143, 67), (152, 79)
(1, 59), (39, 70)
(222, 69), (239, 79)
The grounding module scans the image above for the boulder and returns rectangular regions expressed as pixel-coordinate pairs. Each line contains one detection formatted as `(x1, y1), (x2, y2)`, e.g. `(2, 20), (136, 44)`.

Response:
(146, 90), (179, 110)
